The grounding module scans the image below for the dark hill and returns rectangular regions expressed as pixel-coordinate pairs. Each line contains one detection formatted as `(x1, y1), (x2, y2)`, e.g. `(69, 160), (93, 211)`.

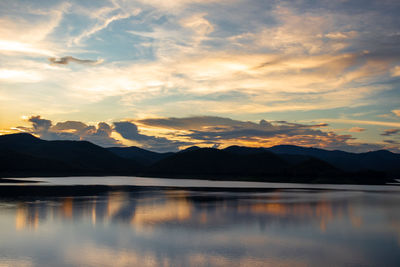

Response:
(0, 133), (395, 184)
(0, 148), (71, 173)
(107, 146), (172, 166)
(146, 148), (287, 179)
(144, 147), (389, 184)
(0, 133), (140, 176)
(178, 146), (201, 153)
(223, 145), (267, 155)
(267, 145), (400, 175)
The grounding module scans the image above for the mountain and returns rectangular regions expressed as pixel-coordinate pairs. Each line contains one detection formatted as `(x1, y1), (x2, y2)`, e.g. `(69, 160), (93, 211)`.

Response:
(147, 148), (287, 178)
(144, 147), (390, 184)
(223, 145), (268, 155)
(107, 146), (172, 166)
(178, 146), (201, 153)
(0, 133), (396, 184)
(267, 145), (400, 175)
(0, 133), (140, 176)
(0, 148), (72, 173)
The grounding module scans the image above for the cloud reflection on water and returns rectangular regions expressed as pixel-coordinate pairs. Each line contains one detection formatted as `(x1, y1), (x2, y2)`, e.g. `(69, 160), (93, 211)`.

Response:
(13, 190), (359, 232)
(4, 188), (400, 266)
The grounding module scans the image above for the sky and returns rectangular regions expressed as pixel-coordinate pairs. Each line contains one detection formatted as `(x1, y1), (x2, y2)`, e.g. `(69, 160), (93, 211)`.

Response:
(1, 0), (400, 152)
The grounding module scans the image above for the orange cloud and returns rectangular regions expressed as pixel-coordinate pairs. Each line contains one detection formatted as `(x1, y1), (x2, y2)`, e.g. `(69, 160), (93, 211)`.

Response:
(348, 127), (366, 133)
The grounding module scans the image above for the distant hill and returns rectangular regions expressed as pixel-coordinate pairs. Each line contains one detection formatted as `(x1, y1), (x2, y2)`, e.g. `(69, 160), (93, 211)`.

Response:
(145, 147), (390, 184)
(147, 148), (287, 177)
(107, 146), (172, 166)
(267, 145), (400, 175)
(0, 133), (140, 176)
(0, 133), (397, 184)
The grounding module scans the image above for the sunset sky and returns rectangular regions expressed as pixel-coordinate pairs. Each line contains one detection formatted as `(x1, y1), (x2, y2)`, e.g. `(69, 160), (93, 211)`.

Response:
(1, 0), (400, 152)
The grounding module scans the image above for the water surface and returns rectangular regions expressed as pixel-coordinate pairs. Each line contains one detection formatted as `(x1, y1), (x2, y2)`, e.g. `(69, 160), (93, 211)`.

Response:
(0, 177), (400, 266)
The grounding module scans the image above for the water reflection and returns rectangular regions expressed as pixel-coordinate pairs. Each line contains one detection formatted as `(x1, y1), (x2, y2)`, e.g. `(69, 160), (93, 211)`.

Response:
(13, 190), (358, 232)
(1, 188), (400, 266)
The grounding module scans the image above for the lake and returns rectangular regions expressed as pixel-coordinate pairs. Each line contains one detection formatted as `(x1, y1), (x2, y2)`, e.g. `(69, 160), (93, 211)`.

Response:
(0, 176), (400, 266)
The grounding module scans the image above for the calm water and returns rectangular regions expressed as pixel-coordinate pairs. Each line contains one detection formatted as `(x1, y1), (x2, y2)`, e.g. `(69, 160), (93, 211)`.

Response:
(1, 177), (400, 267)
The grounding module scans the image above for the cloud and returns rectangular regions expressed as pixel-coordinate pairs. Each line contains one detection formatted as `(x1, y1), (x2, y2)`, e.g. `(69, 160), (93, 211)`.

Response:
(11, 115), (398, 153)
(134, 0), (220, 11)
(319, 119), (400, 128)
(392, 109), (400, 117)
(28, 115), (52, 133)
(4, 1), (399, 118)
(0, 69), (43, 82)
(114, 121), (191, 152)
(138, 116), (361, 151)
(348, 127), (366, 132)
(180, 13), (214, 37)
(324, 31), (358, 40)
(52, 121), (88, 132)
(391, 66), (400, 77)
(383, 140), (400, 145)
(2, 1), (400, 154)
(0, 40), (54, 56)
(48, 56), (103, 65)
(381, 129), (400, 136)
(19, 116), (120, 147)
(0, 2), (69, 56)
(137, 116), (256, 130)
(71, 2), (141, 45)
(136, 115), (400, 152)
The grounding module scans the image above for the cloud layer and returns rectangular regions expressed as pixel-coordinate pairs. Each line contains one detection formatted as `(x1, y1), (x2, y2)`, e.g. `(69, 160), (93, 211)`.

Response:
(137, 116), (389, 152)
(13, 115), (398, 153)
(1, 0), (400, 152)
(17, 116), (120, 147)
(113, 121), (191, 152)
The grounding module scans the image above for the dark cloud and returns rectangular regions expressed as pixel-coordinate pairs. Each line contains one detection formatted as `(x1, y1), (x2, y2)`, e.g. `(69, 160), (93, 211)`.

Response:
(20, 116), (120, 147)
(381, 129), (400, 136)
(384, 140), (400, 144)
(52, 121), (88, 132)
(138, 116), (391, 152)
(138, 116), (329, 132)
(14, 115), (399, 153)
(114, 121), (191, 152)
(137, 116), (256, 130)
(28, 115), (52, 133)
(139, 116), (332, 140)
(48, 56), (103, 65)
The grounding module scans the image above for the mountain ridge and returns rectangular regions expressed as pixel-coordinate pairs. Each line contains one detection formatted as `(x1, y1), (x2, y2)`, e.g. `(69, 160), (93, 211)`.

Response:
(0, 133), (398, 184)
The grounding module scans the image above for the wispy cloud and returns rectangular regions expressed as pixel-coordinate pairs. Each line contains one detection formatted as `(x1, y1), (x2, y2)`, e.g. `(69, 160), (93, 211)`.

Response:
(319, 119), (400, 128)
(70, 1), (141, 45)
(0, 40), (54, 56)
(391, 66), (400, 77)
(0, 69), (43, 82)
(49, 56), (104, 65)
(381, 129), (400, 136)
(392, 109), (400, 117)
(9, 115), (399, 152)
(1, 0), (400, 152)
(0, 2), (69, 56)
(348, 127), (366, 133)
(71, 12), (134, 45)
(137, 116), (387, 152)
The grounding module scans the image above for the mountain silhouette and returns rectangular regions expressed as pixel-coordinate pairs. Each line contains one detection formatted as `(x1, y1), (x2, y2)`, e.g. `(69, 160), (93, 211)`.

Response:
(0, 133), (140, 176)
(107, 146), (172, 166)
(267, 145), (400, 175)
(146, 147), (287, 178)
(146, 146), (388, 184)
(0, 133), (396, 184)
